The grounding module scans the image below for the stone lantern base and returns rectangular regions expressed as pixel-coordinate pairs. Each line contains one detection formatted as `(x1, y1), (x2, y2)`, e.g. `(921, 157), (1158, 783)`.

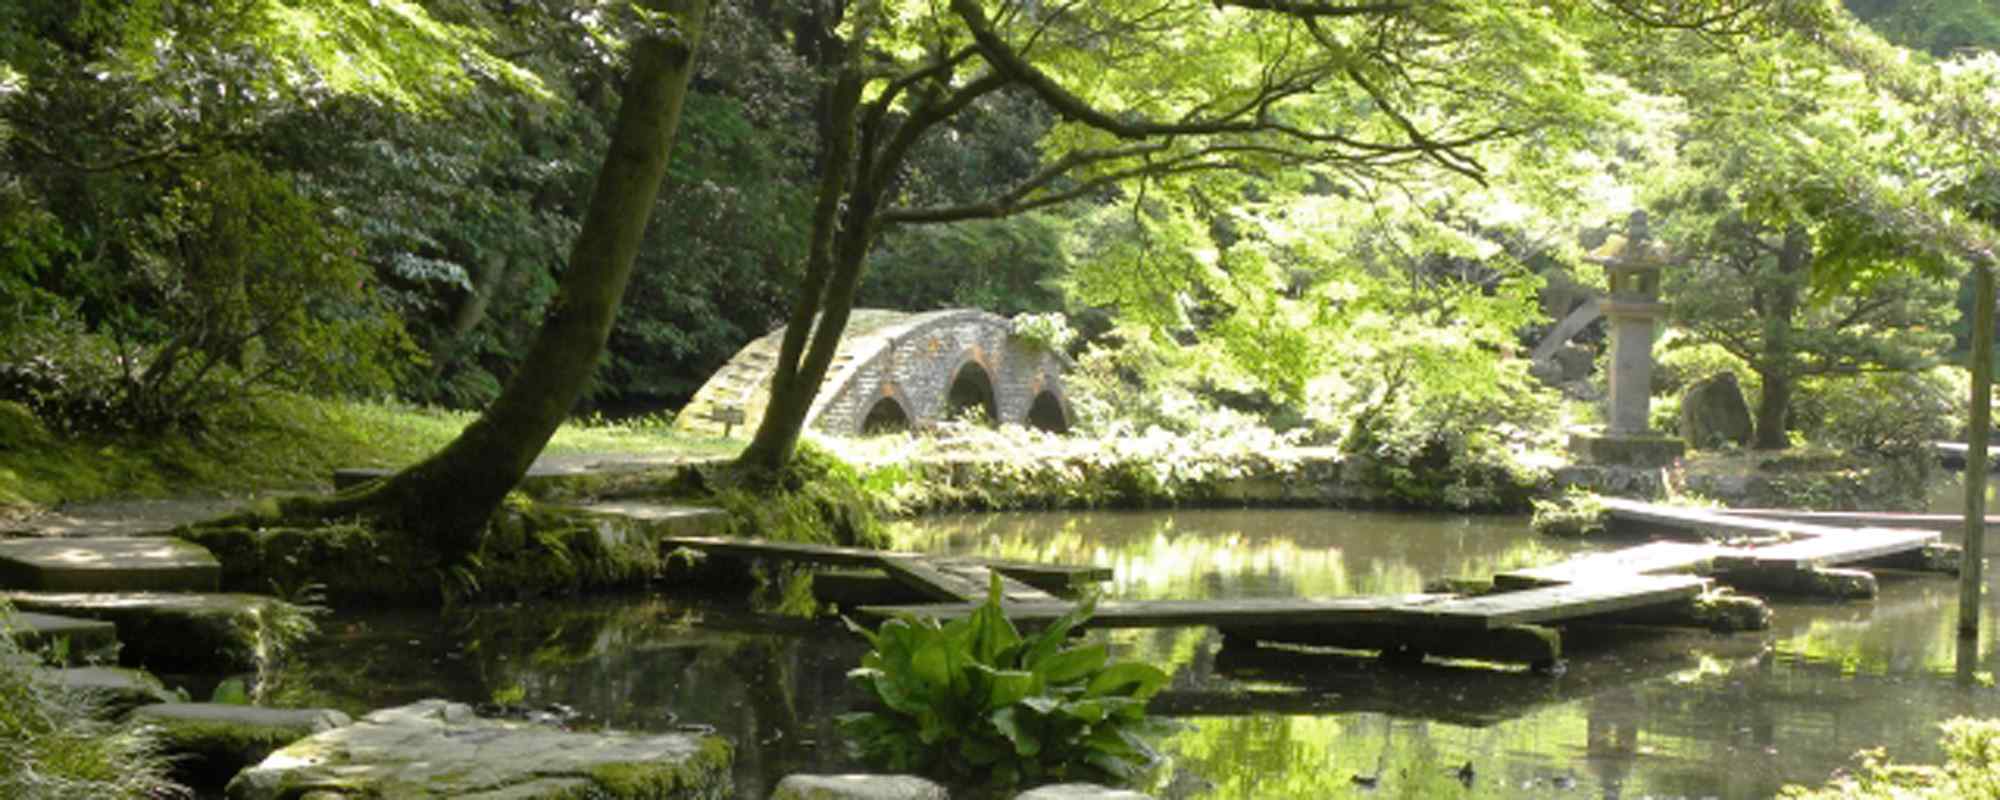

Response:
(1568, 429), (1686, 469)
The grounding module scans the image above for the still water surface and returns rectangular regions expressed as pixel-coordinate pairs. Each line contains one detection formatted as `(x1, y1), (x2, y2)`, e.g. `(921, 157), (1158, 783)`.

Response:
(294, 505), (2000, 799)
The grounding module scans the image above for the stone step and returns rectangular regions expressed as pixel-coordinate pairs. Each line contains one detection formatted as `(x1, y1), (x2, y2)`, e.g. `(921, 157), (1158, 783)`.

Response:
(38, 666), (179, 716)
(0, 536), (220, 593)
(566, 503), (730, 545)
(5, 591), (300, 673)
(3, 610), (120, 664)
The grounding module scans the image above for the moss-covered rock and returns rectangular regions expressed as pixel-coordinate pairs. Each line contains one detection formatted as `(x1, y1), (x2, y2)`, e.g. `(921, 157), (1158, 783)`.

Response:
(180, 501), (678, 606)
(227, 699), (732, 799)
(130, 702), (349, 789)
(1529, 494), (1609, 538)
(179, 521), (439, 604)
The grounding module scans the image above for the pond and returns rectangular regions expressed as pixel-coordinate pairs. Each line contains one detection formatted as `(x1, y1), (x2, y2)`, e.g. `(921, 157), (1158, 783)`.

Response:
(284, 503), (2000, 800)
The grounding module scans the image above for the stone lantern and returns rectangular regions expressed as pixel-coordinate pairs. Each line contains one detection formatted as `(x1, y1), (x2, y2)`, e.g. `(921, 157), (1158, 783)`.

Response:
(1569, 212), (1686, 468)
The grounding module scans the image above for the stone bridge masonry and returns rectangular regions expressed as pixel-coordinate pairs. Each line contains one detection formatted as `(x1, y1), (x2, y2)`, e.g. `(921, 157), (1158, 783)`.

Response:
(676, 309), (1074, 438)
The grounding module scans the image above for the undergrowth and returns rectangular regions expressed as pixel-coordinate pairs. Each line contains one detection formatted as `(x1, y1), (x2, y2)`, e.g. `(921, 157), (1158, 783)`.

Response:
(0, 603), (185, 799)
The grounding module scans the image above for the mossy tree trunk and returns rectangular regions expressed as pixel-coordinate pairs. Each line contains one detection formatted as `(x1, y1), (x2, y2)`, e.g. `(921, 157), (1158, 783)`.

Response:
(281, 0), (710, 556)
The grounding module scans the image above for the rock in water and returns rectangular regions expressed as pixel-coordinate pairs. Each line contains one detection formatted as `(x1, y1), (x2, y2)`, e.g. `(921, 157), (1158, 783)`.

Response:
(770, 774), (950, 799)
(1679, 373), (1753, 449)
(226, 699), (732, 799)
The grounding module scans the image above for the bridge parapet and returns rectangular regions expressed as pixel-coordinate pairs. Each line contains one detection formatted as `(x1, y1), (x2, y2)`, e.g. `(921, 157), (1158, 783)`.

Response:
(676, 309), (1072, 438)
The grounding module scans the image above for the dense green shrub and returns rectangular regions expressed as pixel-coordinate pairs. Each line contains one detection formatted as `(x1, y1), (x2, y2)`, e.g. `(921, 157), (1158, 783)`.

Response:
(0, 605), (184, 799)
(839, 578), (1172, 792)
(0, 153), (408, 433)
(1792, 367), (1967, 456)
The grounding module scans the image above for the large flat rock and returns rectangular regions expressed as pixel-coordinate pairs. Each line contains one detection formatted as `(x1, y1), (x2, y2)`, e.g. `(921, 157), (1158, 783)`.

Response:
(771, 774), (949, 800)
(2, 609), (120, 664)
(5, 591), (296, 672)
(0, 536), (220, 592)
(227, 699), (733, 800)
(134, 702), (350, 789)
(1014, 784), (1154, 800)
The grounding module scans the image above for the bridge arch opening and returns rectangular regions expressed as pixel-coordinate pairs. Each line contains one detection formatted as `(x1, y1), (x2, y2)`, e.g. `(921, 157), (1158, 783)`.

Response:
(945, 362), (998, 426)
(1025, 390), (1070, 434)
(859, 396), (913, 435)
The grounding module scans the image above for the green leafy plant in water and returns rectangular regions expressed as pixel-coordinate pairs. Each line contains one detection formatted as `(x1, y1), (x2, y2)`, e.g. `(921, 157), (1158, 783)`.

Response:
(1781, 717), (2000, 799)
(838, 576), (1173, 791)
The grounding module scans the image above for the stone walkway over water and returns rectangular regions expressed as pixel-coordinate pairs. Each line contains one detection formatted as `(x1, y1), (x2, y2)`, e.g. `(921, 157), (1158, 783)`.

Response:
(677, 308), (1074, 437)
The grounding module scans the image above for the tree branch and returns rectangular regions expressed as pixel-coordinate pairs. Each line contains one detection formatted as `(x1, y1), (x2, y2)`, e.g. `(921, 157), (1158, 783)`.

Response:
(1212, 0), (1412, 17)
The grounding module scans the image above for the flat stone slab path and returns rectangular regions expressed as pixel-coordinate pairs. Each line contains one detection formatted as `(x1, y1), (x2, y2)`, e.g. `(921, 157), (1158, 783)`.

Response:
(653, 533), (1110, 602)
(0, 536), (220, 592)
(5, 591), (289, 672)
(858, 575), (1709, 631)
(39, 665), (178, 714)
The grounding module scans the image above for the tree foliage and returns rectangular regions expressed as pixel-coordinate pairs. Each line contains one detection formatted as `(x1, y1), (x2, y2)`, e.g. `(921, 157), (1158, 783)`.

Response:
(732, 0), (1825, 472)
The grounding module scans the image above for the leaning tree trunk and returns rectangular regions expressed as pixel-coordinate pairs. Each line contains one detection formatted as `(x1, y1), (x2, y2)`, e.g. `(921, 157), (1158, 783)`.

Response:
(284, 1), (709, 556)
(736, 61), (868, 475)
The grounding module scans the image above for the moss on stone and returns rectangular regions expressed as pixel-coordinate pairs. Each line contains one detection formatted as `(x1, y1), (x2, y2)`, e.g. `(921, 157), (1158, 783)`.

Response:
(182, 500), (673, 606)
(1688, 590), (1773, 632)
(573, 737), (733, 799)
(180, 522), (441, 605)
(135, 707), (339, 788)
(1529, 493), (1609, 538)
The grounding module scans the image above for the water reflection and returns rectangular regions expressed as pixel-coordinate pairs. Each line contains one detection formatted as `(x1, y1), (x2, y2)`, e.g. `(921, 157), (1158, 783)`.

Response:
(287, 508), (2000, 799)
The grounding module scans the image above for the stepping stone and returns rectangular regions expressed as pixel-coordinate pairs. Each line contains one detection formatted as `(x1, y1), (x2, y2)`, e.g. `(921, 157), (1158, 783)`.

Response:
(38, 666), (179, 717)
(228, 699), (734, 799)
(5, 592), (300, 673)
(772, 774), (949, 800)
(131, 703), (350, 789)
(0, 536), (220, 592)
(1015, 785), (1155, 800)
(2, 610), (120, 664)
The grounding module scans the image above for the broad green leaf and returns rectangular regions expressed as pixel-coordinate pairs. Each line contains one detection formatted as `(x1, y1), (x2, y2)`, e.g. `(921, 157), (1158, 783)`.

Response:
(1084, 662), (1171, 700)
(1032, 643), (1107, 686)
(991, 707), (1042, 757)
(978, 665), (1039, 711)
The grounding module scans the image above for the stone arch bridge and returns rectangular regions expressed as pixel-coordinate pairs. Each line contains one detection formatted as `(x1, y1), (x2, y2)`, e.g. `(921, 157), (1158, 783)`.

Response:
(676, 309), (1073, 438)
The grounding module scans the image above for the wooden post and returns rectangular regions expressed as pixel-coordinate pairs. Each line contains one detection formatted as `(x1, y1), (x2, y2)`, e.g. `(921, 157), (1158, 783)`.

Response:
(1962, 261), (1994, 638)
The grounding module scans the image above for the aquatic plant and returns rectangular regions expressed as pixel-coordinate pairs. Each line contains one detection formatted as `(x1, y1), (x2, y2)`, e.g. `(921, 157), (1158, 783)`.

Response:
(1781, 717), (2000, 799)
(839, 577), (1173, 791)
